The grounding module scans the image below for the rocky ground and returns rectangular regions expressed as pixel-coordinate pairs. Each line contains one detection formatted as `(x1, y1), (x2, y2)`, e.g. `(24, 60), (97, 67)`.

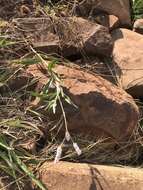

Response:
(0, 0), (143, 190)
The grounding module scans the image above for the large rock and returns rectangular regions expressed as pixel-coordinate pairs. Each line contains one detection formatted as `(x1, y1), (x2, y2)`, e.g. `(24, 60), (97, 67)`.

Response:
(111, 28), (143, 98)
(13, 17), (113, 57)
(75, 0), (131, 26)
(39, 161), (143, 190)
(27, 64), (139, 140)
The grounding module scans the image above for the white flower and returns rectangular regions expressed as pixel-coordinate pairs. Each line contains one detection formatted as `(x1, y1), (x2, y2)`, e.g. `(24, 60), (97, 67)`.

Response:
(73, 142), (82, 156)
(65, 131), (71, 142)
(54, 145), (62, 163)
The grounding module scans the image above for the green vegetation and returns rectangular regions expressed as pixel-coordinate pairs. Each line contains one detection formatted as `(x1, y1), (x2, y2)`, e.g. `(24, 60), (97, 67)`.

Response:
(0, 35), (79, 189)
(132, 0), (143, 20)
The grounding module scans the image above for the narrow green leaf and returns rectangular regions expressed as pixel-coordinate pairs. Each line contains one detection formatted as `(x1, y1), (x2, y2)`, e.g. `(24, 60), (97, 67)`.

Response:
(12, 152), (47, 190)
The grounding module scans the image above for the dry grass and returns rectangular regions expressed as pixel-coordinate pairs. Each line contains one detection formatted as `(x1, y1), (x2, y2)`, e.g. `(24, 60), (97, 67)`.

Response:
(0, 0), (143, 189)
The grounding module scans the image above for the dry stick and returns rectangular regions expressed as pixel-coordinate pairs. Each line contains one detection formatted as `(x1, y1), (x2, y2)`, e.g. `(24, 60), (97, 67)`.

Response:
(71, 0), (78, 15)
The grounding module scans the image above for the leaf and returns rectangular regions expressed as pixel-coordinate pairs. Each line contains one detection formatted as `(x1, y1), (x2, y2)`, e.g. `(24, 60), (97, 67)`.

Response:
(0, 135), (13, 150)
(0, 37), (18, 48)
(132, 0), (143, 20)
(0, 164), (14, 177)
(48, 60), (56, 71)
(0, 152), (15, 176)
(52, 101), (57, 114)
(11, 152), (47, 190)
(19, 57), (40, 66)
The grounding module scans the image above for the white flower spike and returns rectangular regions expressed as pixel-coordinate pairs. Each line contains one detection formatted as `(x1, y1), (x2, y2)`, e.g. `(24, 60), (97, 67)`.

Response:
(54, 145), (62, 163)
(73, 142), (82, 156)
(65, 131), (71, 142)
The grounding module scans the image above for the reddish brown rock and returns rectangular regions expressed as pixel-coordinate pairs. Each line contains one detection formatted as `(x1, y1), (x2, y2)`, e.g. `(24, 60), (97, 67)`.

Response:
(90, 14), (120, 31)
(12, 17), (113, 57)
(75, 0), (131, 26)
(108, 15), (120, 31)
(111, 28), (143, 98)
(27, 64), (139, 140)
(133, 19), (143, 34)
(39, 161), (143, 190)
(74, 57), (117, 84)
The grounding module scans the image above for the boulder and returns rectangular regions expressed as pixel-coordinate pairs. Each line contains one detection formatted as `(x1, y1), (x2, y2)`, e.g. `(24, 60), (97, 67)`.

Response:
(111, 28), (143, 98)
(12, 17), (113, 57)
(27, 64), (139, 140)
(133, 19), (143, 34)
(39, 161), (143, 190)
(75, 0), (131, 26)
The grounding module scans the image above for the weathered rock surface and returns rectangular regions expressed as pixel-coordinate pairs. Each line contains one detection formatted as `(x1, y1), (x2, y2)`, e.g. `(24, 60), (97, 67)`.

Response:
(74, 57), (117, 84)
(133, 19), (143, 34)
(75, 0), (131, 26)
(27, 64), (139, 140)
(91, 13), (119, 31)
(13, 17), (113, 57)
(108, 15), (120, 31)
(39, 161), (143, 190)
(111, 28), (143, 98)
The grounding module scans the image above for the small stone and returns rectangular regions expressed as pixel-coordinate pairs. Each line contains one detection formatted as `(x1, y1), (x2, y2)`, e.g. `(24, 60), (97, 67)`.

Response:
(108, 15), (120, 31)
(133, 19), (143, 34)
